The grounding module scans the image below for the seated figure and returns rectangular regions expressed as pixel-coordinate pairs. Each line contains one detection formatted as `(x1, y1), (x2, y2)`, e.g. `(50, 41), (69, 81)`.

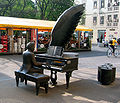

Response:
(19, 42), (45, 74)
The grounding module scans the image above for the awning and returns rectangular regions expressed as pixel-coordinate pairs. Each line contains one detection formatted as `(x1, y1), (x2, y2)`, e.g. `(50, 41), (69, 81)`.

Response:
(0, 16), (92, 31)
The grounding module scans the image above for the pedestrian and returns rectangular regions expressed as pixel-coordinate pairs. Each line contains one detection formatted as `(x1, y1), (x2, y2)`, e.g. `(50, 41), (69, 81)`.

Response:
(97, 38), (100, 46)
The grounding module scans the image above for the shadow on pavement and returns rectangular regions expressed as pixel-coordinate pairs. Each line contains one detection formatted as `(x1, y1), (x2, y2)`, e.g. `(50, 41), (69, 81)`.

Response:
(0, 72), (13, 82)
(48, 78), (120, 103)
(0, 75), (120, 103)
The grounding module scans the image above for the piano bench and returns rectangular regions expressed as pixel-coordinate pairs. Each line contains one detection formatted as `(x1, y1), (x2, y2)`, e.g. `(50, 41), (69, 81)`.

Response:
(14, 70), (49, 95)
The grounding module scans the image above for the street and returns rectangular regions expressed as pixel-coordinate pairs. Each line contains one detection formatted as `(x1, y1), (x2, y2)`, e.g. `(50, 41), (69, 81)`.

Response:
(0, 45), (120, 103)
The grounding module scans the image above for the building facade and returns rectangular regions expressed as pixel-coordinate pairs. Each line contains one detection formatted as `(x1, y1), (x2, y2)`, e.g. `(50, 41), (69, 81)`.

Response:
(85, 0), (119, 44)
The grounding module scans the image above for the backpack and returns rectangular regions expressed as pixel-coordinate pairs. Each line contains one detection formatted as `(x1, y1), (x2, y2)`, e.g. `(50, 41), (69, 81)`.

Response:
(117, 38), (120, 44)
(109, 40), (113, 44)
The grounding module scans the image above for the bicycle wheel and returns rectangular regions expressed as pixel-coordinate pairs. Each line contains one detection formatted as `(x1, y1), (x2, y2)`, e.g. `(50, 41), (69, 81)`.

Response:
(107, 48), (112, 57)
(114, 49), (119, 57)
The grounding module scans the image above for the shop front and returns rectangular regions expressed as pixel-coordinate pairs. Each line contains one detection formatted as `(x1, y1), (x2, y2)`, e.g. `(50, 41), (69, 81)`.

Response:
(98, 30), (106, 43)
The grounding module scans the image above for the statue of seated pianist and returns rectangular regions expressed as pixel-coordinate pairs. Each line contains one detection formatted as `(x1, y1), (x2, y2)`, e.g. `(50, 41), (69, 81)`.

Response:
(19, 42), (46, 74)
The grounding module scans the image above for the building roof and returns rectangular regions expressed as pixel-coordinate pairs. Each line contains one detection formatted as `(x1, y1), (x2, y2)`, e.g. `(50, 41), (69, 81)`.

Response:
(0, 16), (92, 31)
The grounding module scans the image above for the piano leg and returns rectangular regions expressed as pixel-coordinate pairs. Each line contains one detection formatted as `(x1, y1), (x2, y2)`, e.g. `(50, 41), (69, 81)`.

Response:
(66, 71), (72, 89)
(51, 70), (57, 85)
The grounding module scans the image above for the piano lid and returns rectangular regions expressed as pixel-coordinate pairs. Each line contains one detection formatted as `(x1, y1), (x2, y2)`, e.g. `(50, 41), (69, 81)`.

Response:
(50, 4), (85, 48)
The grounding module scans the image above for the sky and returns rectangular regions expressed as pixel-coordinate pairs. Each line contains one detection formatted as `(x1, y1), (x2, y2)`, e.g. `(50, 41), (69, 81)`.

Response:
(31, 0), (35, 2)
(75, 0), (93, 14)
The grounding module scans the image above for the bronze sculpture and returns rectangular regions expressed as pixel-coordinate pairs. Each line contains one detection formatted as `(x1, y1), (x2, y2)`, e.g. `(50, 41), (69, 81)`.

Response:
(15, 4), (84, 94)
(50, 4), (85, 48)
(19, 42), (45, 74)
(19, 4), (84, 74)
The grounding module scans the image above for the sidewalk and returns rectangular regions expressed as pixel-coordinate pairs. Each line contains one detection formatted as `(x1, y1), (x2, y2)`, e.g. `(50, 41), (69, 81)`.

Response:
(0, 52), (120, 103)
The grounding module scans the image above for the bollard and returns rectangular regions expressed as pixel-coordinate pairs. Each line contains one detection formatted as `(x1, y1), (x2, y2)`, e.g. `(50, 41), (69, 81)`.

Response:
(98, 63), (116, 85)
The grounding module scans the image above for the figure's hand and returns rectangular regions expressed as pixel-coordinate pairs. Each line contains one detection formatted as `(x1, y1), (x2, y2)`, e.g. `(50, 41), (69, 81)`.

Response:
(43, 62), (50, 68)
(42, 62), (47, 65)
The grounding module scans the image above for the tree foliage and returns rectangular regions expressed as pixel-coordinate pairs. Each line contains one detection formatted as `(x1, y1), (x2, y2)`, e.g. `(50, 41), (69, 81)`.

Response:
(35, 0), (50, 20)
(0, 0), (75, 21)
(0, 0), (36, 18)
(33, 0), (74, 20)
(79, 11), (86, 25)
(45, 0), (74, 21)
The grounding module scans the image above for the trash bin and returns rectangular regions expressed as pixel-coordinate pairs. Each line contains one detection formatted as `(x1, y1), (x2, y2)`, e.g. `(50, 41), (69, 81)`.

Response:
(98, 63), (116, 85)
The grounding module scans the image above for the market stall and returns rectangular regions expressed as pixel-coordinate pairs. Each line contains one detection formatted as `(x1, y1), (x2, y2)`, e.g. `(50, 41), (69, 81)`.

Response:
(0, 16), (92, 54)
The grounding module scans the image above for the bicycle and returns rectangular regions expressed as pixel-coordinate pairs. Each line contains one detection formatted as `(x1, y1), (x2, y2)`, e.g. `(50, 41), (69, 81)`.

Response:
(107, 45), (119, 57)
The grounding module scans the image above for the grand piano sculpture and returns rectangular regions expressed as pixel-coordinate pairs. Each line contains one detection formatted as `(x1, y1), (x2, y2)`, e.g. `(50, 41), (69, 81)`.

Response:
(35, 4), (85, 88)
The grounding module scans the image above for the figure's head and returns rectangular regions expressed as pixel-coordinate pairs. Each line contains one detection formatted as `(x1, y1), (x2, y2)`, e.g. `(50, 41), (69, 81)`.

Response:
(113, 37), (116, 40)
(26, 42), (35, 52)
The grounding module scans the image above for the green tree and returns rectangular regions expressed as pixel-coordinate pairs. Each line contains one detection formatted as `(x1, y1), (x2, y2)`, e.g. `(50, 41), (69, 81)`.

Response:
(0, 0), (75, 21)
(35, 0), (74, 20)
(79, 11), (86, 25)
(46, 0), (74, 21)
(35, 0), (50, 19)
(0, 0), (36, 18)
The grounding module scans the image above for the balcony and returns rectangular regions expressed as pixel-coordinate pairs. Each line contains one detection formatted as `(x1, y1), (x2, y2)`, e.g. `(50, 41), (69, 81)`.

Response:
(107, 22), (112, 26)
(108, 7), (112, 11)
(113, 6), (119, 11)
(113, 22), (118, 26)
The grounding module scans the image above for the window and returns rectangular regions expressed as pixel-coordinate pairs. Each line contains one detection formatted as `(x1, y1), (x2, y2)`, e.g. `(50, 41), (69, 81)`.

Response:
(93, 17), (97, 25)
(113, 14), (118, 22)
(108, 0), (112, 7)
(108, 0), (112, 3)
(93, 1), (97, 9)
(114, 0), (118, 2)
(108, 3), (110, 7)
(107, 15), (112, 22)
(113, 0), (119, 6)
(100, 16), (104, 24)
(101, 0), (105, 8)
(107, 15), (112, 26)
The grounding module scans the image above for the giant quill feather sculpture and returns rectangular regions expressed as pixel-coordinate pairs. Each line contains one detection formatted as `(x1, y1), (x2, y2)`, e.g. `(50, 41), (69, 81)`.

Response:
(50, 4), (85, 48)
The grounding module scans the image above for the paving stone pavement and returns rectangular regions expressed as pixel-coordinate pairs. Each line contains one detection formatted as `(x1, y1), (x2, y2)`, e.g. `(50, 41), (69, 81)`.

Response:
(0, 45), (120, 103)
